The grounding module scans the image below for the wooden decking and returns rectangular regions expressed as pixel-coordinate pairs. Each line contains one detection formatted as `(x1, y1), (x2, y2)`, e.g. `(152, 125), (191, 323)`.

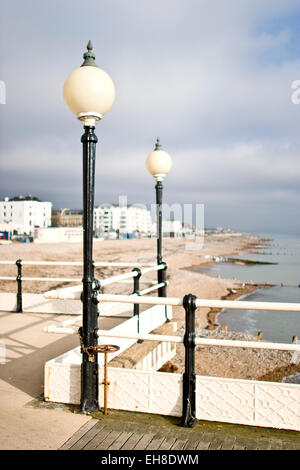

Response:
(60, 410), (300, 451)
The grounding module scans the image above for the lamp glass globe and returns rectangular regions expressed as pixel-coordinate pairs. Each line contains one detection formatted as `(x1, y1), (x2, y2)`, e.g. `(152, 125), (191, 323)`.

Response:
(146, 149), (172, 179)
(63, 65), (115, 121)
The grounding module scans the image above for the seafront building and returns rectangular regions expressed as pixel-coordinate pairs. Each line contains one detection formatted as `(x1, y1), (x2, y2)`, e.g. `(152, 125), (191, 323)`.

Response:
(53, 204), (152, 238)
(52, 208), (83, 228)
(0, 195), (201, 242)
(94, 204), (152, 238)
(151, 220), (199, 238)
(0, 196), (52, 236)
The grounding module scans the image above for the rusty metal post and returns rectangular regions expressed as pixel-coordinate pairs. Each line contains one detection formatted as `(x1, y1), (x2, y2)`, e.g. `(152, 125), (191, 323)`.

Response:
(103, 350), (109, 415)
(98, 344), (120, 415)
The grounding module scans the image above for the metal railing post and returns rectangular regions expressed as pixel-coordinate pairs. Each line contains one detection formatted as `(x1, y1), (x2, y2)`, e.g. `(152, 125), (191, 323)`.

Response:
(132, 268), (142, 343)
(157, 262), (167, 297)
(16, 259), (22, 313)
(181, 293), (197, 428)
(132, 268), (141, 316)
(158, 262), (169, 322)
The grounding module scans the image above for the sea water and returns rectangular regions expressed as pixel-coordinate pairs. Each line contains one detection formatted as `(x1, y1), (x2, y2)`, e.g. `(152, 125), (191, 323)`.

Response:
(199, 232), (300, 343)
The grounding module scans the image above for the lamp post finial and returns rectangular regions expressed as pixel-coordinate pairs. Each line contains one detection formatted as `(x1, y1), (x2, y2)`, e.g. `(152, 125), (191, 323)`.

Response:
(81, 40), (96, 67)
(155, 137), (162, 151)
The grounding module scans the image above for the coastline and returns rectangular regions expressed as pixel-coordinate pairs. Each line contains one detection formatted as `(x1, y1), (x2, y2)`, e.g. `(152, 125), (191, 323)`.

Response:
(185, 233), (278, 330)
(205, 281), (272, 330)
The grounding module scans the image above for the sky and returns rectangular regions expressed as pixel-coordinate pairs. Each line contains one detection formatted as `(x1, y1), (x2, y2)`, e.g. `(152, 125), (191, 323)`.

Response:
(0, 0), (300, 234)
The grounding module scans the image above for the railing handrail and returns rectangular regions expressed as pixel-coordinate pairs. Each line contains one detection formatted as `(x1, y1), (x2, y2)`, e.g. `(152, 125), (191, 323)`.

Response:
(0, 260), (155, 267)
(43, 304), (300, 351)
(97, 293), (300, 313)
(43, 264), (166, 299)
(0, 276), (82, 282)
(139, 282), (168, 296)
(95, 329), (300, 352)
(0, 276), (158, 284)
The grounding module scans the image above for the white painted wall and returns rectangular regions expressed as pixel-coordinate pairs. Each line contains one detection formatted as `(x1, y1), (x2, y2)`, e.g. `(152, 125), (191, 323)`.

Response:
(45, 364), (300, 432)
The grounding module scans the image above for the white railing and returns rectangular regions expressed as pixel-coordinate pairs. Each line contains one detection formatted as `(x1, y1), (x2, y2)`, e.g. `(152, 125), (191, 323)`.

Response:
(93, 293), (300, 352)
(97, 293), (300, 312)
(0, 276), (83, 282)
(95, 329), (300, 352)
(43, 264), (166, 300)
(0, 260), (155, 284)
(45, 292), (300, 351)
(43, 266), (168, 334)
(0, 260), (154, 267)
(0, 259), (167, 319)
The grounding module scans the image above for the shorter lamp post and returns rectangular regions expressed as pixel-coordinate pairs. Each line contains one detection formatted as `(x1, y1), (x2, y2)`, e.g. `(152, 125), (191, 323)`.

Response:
(146, 138), (172, 298)
(63, 41), (115, 413)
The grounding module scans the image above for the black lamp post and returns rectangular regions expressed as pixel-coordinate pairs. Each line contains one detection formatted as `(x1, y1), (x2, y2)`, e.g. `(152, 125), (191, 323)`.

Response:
(146, 138), (172, 298)
(63, 42), (115, 413)
(155, 177), (167, 297)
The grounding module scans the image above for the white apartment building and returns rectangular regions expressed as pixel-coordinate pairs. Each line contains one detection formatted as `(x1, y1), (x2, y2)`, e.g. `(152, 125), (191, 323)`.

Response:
(94, 204), (152, 237)
(0, 196), (52, 235)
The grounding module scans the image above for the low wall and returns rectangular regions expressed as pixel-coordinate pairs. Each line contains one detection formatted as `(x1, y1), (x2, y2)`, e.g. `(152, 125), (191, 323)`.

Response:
(45, 304), (174, 403)
(108, 321), (177, 371)
(45, 363), (300, 432)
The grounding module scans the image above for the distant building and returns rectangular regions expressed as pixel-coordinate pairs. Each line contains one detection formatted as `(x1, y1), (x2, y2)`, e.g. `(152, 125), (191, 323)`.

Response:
(151, 220), (200, 239)
(0, 195), (52, 235)
(52, 204), (152, 238)
(94, 204), (152, 238)
(52, 208), (83, 227)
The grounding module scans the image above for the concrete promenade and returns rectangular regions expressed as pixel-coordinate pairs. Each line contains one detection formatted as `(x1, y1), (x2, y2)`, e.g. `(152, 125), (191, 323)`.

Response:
(0, 310), (91, 449)
(0, 310), (299, 451)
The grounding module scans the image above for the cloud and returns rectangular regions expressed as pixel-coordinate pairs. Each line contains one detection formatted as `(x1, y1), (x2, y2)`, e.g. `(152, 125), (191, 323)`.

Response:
(1, 0), (300, 231)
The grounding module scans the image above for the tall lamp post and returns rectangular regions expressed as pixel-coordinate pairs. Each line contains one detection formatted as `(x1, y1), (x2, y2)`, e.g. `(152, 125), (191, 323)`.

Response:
(146, 138), (172, 298)
(63, 41), (115, 413)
